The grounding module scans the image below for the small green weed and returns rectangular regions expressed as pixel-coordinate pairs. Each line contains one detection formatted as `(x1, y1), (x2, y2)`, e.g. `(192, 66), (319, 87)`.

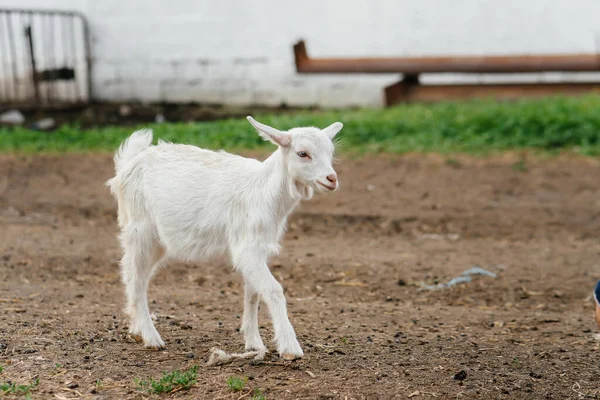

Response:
(0, 378), (40, 396)
(50, 363), (63, 376)
(339, 336), (355, 345)
(226, 376), (247, 392)
(252, 388), (266, 400)
(136, 366), (198, 394)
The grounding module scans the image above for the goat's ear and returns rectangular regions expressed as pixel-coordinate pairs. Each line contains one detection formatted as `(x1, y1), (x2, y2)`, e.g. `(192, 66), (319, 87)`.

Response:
(321, 122), (343, 140)
(247, 116), (291, 147)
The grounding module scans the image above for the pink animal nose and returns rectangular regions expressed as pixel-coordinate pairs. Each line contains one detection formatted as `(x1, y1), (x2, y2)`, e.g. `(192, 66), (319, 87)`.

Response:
(327, 174), (337, 184)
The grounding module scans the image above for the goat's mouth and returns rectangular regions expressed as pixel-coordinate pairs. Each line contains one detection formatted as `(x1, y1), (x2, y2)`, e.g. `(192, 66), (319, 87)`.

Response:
(317, 181), (336, 191)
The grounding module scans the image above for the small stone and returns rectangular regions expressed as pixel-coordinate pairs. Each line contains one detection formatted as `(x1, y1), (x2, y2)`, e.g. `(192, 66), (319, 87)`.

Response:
(67, 383), (79, 389)
(194, 276), (206, 286)
(529, 371), (542, 379)
(0, 110), (25, 125)
(454, 370), (467, 381)
(119, 105), (131, 117)
(32, 118), (56, 131)
(186, 352), (195, 359)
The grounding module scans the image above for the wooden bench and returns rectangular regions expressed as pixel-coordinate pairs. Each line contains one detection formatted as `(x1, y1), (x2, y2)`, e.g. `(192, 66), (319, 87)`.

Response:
(293, 40), (600, 105)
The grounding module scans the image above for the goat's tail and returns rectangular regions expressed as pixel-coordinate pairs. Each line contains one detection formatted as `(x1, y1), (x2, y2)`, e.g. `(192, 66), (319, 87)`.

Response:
(113, 129), (153, 173)
(106, 129), (153, 198)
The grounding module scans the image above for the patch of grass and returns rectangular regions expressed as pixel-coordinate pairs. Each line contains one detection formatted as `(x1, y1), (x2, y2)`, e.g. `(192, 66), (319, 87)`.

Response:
(50, 363), (63, 376)
(135, 366), (198, 394)
(0, 378), (39, 396)
(3, 95), (600, 155)
(339, 336), (356, 345)
(252, 388), (266, 400)
(226, 376), (247, 392)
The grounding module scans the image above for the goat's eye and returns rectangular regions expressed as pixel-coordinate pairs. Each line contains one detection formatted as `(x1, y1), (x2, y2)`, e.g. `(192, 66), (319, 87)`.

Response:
(297, 151), (309, 158)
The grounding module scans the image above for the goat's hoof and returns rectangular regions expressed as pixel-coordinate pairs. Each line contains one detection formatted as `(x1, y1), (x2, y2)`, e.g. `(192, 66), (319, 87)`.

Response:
(143, 337), (166, 349)
(280, 344), (303, 360)
(129, 333), (143, 343)
(144, 343), (165, 350)
(245, 344), (268, 353)
(278, 339), (303, 360)
(281, 352), (303, 361)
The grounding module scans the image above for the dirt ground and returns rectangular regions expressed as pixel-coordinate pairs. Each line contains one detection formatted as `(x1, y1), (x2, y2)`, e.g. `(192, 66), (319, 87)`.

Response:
(1, 151), (600, 399)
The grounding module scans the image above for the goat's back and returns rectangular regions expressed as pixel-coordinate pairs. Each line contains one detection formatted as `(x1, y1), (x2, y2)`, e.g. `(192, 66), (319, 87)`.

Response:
(114, 142), (265, 262)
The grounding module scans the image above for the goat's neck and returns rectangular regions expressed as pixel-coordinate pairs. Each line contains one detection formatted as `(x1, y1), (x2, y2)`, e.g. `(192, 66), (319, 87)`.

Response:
(261, 148), (304, 221)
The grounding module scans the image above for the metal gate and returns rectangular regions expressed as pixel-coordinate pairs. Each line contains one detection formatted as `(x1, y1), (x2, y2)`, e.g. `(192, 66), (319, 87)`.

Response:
(0, 8), (91, 108)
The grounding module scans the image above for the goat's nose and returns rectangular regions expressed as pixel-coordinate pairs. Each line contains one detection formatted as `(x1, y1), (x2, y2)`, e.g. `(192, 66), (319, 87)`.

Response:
(326, 174), (337, 184)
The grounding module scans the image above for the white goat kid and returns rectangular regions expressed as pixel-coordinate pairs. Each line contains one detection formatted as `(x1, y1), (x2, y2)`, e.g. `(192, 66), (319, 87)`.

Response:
(107, 116), (342, 360)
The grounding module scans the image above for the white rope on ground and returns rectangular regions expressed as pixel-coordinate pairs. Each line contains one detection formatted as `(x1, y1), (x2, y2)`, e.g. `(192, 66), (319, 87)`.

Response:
(206, 347), (268, 366)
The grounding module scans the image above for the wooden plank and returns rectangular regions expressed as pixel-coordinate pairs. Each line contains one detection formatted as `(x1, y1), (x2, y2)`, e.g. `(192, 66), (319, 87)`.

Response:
(294, 40), (600, 74)
(385, 81), (600, 105)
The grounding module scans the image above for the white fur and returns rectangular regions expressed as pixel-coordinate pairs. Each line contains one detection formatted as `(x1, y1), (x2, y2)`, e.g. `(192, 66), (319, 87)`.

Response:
(107, 116), (342, 359)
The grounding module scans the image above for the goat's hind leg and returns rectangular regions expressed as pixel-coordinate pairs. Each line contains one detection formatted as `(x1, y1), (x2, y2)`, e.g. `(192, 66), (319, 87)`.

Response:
(120, 222), (165, 348)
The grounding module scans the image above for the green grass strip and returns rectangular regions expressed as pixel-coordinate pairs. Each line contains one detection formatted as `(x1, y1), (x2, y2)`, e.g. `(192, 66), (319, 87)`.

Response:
(1, 95), (600, 155)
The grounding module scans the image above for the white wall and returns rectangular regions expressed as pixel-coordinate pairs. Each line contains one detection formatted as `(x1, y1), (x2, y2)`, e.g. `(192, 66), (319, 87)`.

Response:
(2, 0), (600, 107)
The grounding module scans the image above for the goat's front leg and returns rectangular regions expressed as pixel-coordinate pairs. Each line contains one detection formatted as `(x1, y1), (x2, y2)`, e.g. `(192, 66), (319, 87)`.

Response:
(234, 249), (303, 360)
(241, 283), (267, 352)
